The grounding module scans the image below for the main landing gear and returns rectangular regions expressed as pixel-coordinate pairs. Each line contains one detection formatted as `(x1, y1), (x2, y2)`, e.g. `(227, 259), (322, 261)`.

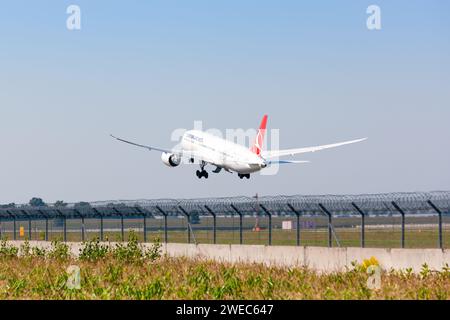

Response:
(238, 173), (250, 179)
(196, 170), (209, 179)
(196, 161), (209, 179)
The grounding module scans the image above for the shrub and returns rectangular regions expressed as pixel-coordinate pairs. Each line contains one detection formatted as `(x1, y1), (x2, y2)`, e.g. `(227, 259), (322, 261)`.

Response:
(48, 240), (70, 260)
(0, 239), (19, 258)
(79, 238), (110, 262)
(145, 237), (162, 262)
(19, 240), (47, 258)
(20, 240), (31, 257)
(420, 263), (431, 279)
(113, 231), (144, 263)
(110, 232), (162, 264)
(31, 246), (47, 258)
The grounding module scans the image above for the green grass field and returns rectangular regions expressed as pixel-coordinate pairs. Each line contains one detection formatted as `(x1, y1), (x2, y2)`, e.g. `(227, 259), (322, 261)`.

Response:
(1, 228), (448, 249)
(1, 215), (448, 248)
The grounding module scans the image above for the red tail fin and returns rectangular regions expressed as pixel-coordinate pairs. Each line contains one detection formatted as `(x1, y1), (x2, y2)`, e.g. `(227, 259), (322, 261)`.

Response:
(250, 115), (268, 156)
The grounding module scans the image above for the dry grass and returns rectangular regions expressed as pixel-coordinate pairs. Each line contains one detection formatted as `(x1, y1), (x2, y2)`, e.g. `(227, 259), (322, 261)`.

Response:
(0, 254), (448, 300)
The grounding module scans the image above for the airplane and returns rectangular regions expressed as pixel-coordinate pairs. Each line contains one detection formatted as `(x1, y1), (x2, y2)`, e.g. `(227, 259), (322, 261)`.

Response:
(111, 115), (367, 180)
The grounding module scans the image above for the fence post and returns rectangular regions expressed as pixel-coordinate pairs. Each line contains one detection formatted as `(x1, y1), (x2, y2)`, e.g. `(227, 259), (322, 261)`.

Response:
(352, 203), (365, 248)
(164, 214), (168, 243)
(45, 218), (49, 241)
(319, 204), (332, 248)
(6, 210), (16, 240)
(74, 209), (84, 242)
(178, 206), (191, 244)
(156, 206), (168, 244)
(100, 216), (104, 241)
(204, 206), (217, 244)
(428, 200), (443, 249)
(7, 211), (17, 241)
(134, 206), (147, 243)
(81, 217), (85, 242)
(121, 216), (124, 241)
(260, 205), (272, 246)
(92, 208), (103, 241)
(56, 209), (68, 242)
(287, 204), (301, 246)
(21, 210), (31, 240)
(391, 202), (405, 248)
(111, 208), (124, 242)
(143, 215), (147, 243)
(230, 205), (244, 245)
(64, 217), (67, 242)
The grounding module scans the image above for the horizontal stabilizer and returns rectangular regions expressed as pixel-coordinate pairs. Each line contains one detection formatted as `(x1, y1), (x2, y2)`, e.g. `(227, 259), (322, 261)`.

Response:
(266, 160), (310, 165)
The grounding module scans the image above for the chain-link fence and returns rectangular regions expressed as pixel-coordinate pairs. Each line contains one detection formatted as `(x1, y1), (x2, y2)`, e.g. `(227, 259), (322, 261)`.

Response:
(0, 192), (449, 248)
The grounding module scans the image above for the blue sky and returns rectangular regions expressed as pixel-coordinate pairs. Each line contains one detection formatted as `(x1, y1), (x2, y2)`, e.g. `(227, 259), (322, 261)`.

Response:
(0, 1), (449, 203)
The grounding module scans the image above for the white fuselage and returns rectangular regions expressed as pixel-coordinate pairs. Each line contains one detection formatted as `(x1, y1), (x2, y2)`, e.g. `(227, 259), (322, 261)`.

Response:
(181, 130), (265, 174)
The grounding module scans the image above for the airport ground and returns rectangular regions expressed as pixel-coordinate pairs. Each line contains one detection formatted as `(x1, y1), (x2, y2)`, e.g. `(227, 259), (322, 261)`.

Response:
(1, 215), (449, 248)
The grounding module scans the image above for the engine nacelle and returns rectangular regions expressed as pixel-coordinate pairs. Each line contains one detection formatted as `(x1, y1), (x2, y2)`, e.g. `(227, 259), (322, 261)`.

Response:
(161, 152), (181, 167)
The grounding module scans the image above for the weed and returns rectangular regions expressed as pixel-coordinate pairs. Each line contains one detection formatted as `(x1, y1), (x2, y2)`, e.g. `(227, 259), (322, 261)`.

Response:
(48, 240), (71, 260)
(31, 246), (47, 258)
(0, 240), (448, 300)
(0, 239), (19, 259)
(20, 240), (31, 257)
(145, 237), (162, 261)
(113, 231), (144, 263)
(79, 238), (109, 262)
(142, 278), (165, 299)
(420, 263), (431, 279)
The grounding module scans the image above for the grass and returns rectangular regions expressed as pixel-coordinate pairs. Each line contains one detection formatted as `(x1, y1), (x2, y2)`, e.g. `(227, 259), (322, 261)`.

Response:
(1, 215), (449, 248)
(1, 228), (448, 249)
(0, 237), (449, 300)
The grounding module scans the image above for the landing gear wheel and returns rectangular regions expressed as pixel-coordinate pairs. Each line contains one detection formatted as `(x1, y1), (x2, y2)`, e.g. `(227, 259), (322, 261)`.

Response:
(245, 174), (250, 179)
(197, 161), (209, 179)
(196, 170), (209, 179)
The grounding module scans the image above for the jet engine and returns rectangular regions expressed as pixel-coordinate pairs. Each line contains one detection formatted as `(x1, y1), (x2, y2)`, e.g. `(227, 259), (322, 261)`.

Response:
(161, 152), (181, 167)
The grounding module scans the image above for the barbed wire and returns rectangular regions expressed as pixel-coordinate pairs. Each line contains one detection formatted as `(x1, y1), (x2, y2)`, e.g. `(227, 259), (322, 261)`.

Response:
(0, 191), (448, 219)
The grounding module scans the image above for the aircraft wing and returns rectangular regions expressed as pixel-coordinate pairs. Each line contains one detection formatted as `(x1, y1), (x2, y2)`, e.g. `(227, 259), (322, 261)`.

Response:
(110, 135), (174, 154)
(110, 134), (214, 164)
(261, 138), (367, 159)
